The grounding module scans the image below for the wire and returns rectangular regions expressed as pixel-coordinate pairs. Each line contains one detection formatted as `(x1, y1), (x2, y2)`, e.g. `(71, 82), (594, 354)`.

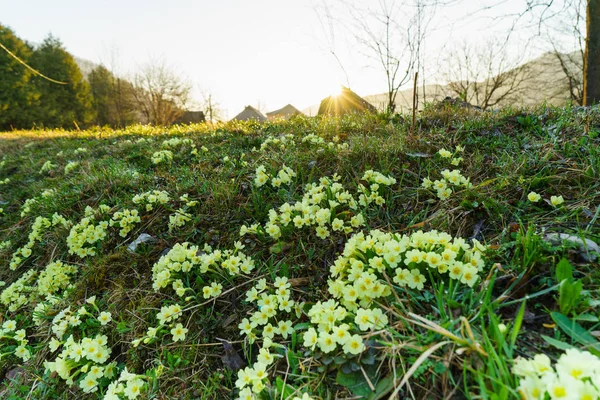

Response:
(0, 41), (68, 85)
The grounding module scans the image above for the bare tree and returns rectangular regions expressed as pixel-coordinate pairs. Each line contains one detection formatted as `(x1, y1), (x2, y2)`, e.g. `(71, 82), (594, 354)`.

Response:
(131, 60), (191, 126)
(542, 0), (585, 105)
(443, 39), (535, 110)
(319, 0), (438, 114)
(314, 1), (351, 88)
(349, 0), (436, 114)
(199, 89), (223, 123)
(480, 0), (598, 105)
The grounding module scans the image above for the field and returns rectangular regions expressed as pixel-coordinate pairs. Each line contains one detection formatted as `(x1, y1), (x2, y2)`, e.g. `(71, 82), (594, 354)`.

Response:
(0, 105), (599, 399)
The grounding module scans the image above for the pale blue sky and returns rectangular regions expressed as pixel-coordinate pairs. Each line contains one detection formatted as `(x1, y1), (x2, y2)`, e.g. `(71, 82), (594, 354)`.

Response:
(1, 0), (575, 117)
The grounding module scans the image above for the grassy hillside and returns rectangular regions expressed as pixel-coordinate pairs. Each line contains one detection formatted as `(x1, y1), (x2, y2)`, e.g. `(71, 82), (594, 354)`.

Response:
(0, 106), (599, 399)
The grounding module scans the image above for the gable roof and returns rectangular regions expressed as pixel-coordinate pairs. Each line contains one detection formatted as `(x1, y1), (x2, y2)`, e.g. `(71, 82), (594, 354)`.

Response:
(266, 104), (302, 119)
(318, 87), (377, 116)
(231, 106), (268, 122)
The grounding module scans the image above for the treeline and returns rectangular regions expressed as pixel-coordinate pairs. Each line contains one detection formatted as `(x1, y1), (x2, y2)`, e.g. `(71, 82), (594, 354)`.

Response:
(0, 25), (93, 130)
(0, 24), (193, 131)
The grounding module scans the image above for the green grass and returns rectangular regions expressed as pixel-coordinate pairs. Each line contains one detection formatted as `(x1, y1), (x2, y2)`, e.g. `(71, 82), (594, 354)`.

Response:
(0, 106), (599, 399)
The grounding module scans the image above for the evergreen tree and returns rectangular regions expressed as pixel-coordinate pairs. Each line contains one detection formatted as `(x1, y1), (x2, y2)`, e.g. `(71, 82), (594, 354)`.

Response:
(88, 65), (113, 126)
(0, 24), (38, 130)
(88, 65), (137, 127)
(29, 35), (95, 128)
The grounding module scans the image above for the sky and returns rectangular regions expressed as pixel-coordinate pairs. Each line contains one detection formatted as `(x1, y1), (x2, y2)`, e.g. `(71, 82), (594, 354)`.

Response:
(0, 0), (578, 118)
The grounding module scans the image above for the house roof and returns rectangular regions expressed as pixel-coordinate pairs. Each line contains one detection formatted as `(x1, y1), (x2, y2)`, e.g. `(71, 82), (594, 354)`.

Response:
(231, 105), (268, 122)
(317, 87), (377, 116)
(266, 104), (302, 119)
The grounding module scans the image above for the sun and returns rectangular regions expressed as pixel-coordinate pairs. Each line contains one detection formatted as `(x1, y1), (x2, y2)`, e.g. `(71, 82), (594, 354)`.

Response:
(330, 86), (344, 98)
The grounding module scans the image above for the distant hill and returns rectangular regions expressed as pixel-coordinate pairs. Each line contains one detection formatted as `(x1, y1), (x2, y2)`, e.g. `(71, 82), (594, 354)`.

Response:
(304, 51), (582, 114)
(74, 57), (100, 78)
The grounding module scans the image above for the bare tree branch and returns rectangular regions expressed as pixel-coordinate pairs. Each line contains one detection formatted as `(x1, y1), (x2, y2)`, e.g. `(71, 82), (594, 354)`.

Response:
(132, 59), (191, 126)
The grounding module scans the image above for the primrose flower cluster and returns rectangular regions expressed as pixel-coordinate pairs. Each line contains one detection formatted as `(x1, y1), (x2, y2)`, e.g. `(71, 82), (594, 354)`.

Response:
(36, 260), (78, 298)
(41, 298), (145, 398)
(20, 198), (36, 217)
(50, 298), (110, 338)
(527, 191), (565, 207)
(438, 146), (464, 166)
(237, 277), (371, 399)
(0, 270), (37, 311)
(151, 149), (173, 165)
(258, 134), (296, 151)
(168, 194), (198, 231)
(39, 160), (56, 174)
(241, 172), (394, 241)
(44, 330), (114, 389)
(2, 259), (78, 313)
(0, 320), (30, 362)
(358, 169), (397, 206)
(235, 361), (271, 398)
(236, 278), (304, 398)
(329, 229), (486, 310)
(304, 299), (370, 355)
(104, 368), (148, 400)
(132, 190), (171, 211)
(131, 304), (189, 347)
(46, 336), (117, 395)
(422, 168), (472, 200)
(302, 133), (349, 150)
(9, 214), (70, 270)
(151, 242), (256, 295)
(253, 164), (296, 188)
(513, 349), (600, 400)
(42, 188), (57, 198)
(64, 161), (80, 174)
(161, 137), (193, 148)
(255, 133), (348, 154)
(422, 147), (472, 200)
(132, 303), (186, 347)
(239, 276), (300, 344)
(161, 136), (205, 159)
(66, 205), (112, 258)
(109, 208), (141, 237)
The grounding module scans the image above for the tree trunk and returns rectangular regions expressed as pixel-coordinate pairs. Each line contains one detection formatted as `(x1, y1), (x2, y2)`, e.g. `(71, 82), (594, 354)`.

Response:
(584, 0), (600, 105)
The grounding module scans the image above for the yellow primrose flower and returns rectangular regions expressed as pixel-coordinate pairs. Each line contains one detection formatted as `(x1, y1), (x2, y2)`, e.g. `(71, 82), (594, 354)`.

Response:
(354, 308), (374, 331)
(332, 324), (351, 344)
(257, 348), (274, 365)
(15, 345), (30, 361)
(527, 192), (541, 202)
(343, 334), (365, 355)
(171, 323), (188, 342)
(79, 374), (98, 393)
(124, 378), (145, 399)
(2, 320), (16, 331)
(460, 266), (479, 287)
(451, 157), (463, 166)
(316, 226), (330, 240)
(550, 195), (564, 207)
(98, 311), (112, 325)
(303, 328), (318, 350)
(438, 148), (452, 158)
(317, 332), (337, 353)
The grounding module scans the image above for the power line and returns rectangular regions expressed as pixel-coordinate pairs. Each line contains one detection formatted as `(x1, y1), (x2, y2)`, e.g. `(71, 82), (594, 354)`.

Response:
(0, 41), (68, 85)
